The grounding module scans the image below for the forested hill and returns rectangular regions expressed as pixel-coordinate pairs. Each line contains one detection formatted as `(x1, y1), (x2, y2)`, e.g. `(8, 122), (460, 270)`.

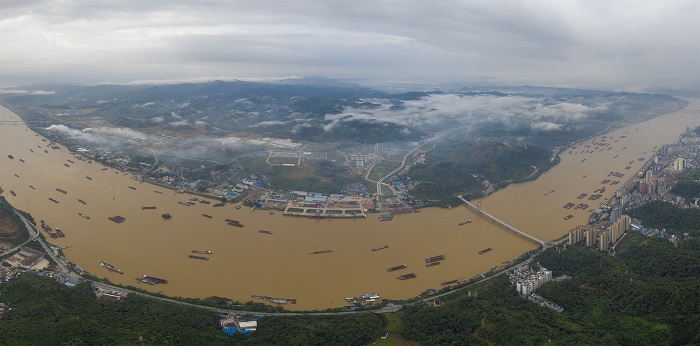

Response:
(399, 232), (700, 345)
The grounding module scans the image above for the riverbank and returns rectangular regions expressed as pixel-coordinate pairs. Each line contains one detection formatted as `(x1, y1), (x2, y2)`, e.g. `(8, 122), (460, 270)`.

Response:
(1, 99), (698, 310)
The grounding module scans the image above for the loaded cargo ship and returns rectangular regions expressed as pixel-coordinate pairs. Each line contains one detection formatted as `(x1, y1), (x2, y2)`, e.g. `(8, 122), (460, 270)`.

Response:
(188, 255), (209, 260)
(426, 262), (441, 267)
(458, 220), (472, 226)
(141, 206), (157, 210)
(387, 264), (407, 272)
(192, 250), (212, 254)
(98, 260), (124, 274)
(397, 273), (417, 280)
(108, 215), (126, 223)
(55, 188), (67, 194)
(137, 275), (168, 285)
(258, 230), (273, 234)
(371, 245), (389, 251)
(425, 255), (445, 263)
(309, 249), (333, 254)
(478, 247), (493, 254)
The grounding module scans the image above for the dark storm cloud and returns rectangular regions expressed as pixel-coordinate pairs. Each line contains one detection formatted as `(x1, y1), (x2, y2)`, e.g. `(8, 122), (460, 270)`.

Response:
(0, 0), (697, 88)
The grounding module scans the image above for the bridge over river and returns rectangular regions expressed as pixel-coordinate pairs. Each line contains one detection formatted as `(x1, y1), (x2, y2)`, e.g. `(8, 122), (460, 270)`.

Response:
(457, 195), (547, 248)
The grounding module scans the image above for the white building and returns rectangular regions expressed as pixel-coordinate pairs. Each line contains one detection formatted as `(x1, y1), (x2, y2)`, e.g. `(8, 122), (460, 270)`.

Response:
(674, 158), (687, 171)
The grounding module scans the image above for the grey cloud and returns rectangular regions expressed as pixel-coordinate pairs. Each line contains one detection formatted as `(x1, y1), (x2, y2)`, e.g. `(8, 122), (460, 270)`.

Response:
(0, 0), (697, 87)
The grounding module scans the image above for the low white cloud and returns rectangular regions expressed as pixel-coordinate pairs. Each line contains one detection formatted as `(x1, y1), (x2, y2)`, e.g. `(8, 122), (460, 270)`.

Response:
(323, 94), (608, 132)
(531, 121), (562, 132)
(250, 120), (287, 127)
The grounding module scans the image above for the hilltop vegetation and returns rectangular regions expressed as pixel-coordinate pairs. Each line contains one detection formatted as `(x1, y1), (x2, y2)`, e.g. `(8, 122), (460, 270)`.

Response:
(0, 274), (385, 346)
(0, 196), (29, 245)
(408, 140), (555, 203)
(399, 233), (700, 345)
(628, 200), (700, 236)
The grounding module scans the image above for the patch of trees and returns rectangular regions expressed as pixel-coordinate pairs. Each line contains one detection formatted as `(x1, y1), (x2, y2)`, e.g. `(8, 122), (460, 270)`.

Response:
(399, 232), (700, 345)
(628, 200), (700, 236)
(0, 274), (385, 346)
(408, 141), (553, 202)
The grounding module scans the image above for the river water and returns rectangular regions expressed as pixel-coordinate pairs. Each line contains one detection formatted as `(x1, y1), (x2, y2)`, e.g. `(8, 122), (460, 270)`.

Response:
(0, 100), (698, 310)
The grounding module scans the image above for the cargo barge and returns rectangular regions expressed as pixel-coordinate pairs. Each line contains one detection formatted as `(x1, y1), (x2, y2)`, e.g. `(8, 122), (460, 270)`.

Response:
(387, 264), (407, 272)
(478, 247), (493, 255)
(54, 228), (65, 237)
(78, 213), (91, 220)
(458, 220), (472, 226)
(397, 273), (416, 280)
(137, 275), (168, 285)
(372, 245), (389, 251)
(425, 255), (445, 263)
(86, 176), (92, 180)
(426, 262), (441, 267)
(98, 260), (124, 274)
(213, 203), (225, 207)
(201, 214), (213, 219)
(199, 200), (211, 204)
(78, 199), (87, 205)
(188, 255), (209, 260)
(378, 214), (393, 221)
(55, 188), (67, 194)
(48, 197), (59, 203)
(108, 215), (126, 223)
(141, 206), (157, 210)
(192, 250), (212, 254)
(258, 230), (273, 234)
(441, 280), (459, 286)
(309, 249), (333, 254)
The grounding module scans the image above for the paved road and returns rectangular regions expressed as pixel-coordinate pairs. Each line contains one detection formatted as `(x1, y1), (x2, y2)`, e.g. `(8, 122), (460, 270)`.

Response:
(0, 211), (39, 258)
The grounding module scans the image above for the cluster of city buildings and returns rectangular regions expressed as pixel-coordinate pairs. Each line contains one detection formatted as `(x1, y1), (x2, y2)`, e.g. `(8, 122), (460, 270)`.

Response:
(509, 265), (553, 296)
(508, 265), (564, 312)
(568, 215), (631, 251)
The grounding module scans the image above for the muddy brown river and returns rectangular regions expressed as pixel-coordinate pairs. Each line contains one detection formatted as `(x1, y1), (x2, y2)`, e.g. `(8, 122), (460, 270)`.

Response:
(0, 99), (698, 310)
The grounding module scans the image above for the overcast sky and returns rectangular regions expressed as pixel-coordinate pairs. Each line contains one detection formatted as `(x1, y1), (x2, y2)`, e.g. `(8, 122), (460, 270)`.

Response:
(1, 0), (697, 88)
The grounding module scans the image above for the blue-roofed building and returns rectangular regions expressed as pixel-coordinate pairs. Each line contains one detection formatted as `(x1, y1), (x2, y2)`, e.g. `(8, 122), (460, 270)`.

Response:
(221, 327), (237, 335)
